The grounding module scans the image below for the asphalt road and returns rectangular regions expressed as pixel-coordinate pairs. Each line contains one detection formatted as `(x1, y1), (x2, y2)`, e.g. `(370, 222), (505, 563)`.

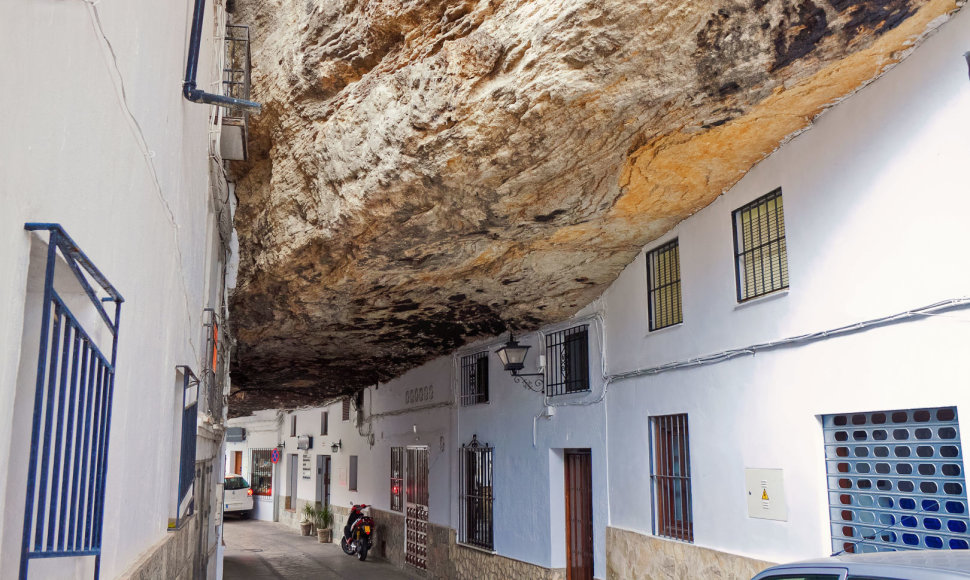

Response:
(223, 517), (418, 580)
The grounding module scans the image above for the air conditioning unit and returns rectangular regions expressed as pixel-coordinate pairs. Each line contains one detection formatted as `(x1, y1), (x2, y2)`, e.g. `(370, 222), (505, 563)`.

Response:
(226, 427), (246, 442)
(297, 435), (312, 450)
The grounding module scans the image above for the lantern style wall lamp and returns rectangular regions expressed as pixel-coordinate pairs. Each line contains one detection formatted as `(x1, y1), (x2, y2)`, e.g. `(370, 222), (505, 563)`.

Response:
(495, 333), (545, 393)
(331, 439), (342, 453)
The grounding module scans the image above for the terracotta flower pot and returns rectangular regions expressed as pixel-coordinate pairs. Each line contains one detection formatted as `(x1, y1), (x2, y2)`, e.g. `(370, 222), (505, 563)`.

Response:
(300, 522), (312, 536)
(317, 528), (332, 543)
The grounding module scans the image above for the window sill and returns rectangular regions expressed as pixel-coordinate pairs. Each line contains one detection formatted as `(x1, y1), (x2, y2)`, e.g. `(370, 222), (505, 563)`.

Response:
(457, 542), (496, 555)
(734, 288), (788, 310)
(645, 321), (683, 338)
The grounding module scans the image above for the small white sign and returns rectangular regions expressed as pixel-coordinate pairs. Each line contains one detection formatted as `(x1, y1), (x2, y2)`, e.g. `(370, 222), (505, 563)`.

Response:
(745, 468), (788, 521)
(301, 453), (312, 480)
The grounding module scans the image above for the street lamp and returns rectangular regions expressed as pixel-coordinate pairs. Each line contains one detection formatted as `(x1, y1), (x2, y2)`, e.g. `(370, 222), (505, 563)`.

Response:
(495, 333), (544, 393)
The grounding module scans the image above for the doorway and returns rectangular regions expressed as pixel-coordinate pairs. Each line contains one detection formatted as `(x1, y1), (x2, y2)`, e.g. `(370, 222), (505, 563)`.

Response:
(405, 446), (429, 570)
(286, 454), (298, 510)
(316, 455), (331, 509)
(233, 451), (242, 475)
(565, 449), (593, 580)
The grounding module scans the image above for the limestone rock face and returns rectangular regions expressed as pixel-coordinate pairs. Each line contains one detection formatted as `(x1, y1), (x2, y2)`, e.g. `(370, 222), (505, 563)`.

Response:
(228, 0), (962, 415)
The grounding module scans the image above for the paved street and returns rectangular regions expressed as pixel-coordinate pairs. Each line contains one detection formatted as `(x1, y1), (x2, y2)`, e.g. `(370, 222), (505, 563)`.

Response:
(223, 517), (418, 580)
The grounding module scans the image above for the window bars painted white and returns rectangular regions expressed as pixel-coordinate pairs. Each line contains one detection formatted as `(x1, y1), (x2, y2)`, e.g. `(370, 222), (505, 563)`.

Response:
(733, 188), (789, 302)
(824, 407), (969, 553)
(460, 351), (489, 406)
(647, 239), (683, 331)
(459, 435), (494, 550)
(20, 224), (124, 580)
(544, 325), (590, 396)
(650, 414), (693, 543)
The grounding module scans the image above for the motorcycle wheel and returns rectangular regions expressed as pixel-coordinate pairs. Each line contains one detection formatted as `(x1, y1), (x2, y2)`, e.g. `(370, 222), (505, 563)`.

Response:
(357, 542), (368, 561)
(340, 536), (355, 555)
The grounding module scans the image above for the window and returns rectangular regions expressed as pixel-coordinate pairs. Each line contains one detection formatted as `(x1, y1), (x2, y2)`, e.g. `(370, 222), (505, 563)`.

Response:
(250, 448), (274, 496)
(390, 447), (404, 512)
(173, 367), (199, 529)
(732, 188), (788, 301)
(224, 476), (250, 490)
(651, 414), (693, 542)
(459, 435), (494, 550)
(349, 455), (358, 492)
(321, 411), (328, 435)
(647, 239), (683, 330)
(342, 399), (351, 421)
(545, 325), (590, 396)
(823, 407), (969, 553)
(290, 414), (297, 437)
(460, 352), (489, 406)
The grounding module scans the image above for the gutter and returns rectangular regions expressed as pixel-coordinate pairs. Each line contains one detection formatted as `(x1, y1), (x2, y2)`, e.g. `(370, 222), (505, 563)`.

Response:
(183, 0), (261, 113)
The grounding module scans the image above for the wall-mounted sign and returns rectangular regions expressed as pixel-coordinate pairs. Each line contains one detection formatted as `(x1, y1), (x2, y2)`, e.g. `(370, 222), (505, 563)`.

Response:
(301, 453), (312, 480)
(745, 468), (787, 521)
(270, 448), (280, 464)
(405, 385), (434, 405)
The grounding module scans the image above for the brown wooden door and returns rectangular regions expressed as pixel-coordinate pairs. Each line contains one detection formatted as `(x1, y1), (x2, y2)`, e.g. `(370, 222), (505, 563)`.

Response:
(565, 450), (593, 580)
(233, 451), (242, 475)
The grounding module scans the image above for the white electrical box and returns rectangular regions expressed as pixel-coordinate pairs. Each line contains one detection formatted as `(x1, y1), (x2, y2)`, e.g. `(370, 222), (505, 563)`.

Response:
(745, 468), (788, 521)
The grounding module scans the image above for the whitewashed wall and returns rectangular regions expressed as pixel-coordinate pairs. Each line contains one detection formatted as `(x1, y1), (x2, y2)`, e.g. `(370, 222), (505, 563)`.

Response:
(603, 5), (970, 565)
(0, 0), (230, 577)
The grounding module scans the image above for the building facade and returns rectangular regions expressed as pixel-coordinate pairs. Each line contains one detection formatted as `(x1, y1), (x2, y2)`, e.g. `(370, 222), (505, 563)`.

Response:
(0, 0), (248, 578)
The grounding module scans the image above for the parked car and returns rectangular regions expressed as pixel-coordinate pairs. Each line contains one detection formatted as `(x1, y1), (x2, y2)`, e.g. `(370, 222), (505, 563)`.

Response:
(224, 474), (254, 517)
(752, 550), (970, 580)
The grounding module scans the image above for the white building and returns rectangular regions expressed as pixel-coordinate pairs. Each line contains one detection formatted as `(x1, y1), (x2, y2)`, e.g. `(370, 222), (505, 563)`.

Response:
(0, 0), (252, 578)
(227, 6), (970, 579)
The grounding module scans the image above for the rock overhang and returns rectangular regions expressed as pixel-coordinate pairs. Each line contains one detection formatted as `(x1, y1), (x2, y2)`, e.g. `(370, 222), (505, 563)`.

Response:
(227, 0), (964, 417)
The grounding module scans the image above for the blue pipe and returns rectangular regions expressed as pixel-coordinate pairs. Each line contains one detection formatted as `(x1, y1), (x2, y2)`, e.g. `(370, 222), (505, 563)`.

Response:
(183, 0), (261, 113)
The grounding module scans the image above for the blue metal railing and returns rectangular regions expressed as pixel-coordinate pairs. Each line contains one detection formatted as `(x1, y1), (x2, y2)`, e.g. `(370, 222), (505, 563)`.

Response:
(173, 366), (199, 530)
(20, 224), (123, 580)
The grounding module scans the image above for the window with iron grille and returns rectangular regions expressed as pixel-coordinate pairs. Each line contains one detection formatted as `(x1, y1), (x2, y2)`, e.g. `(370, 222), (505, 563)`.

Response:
(349, 455), (358, 492)
(651, 414), (693, 542)
(459, 435), (494, 550)
(250, 448), (274, 496)
(321, 411), (328, 435)
(390, 447), (404, 512)
(460, 351), (489, 406)
(823, 407), (969, 553)
(732, 188), (788, 302)
(545, 325), (590, 396)
(647, 239), (683, 331)
(342, 399), (351, 421)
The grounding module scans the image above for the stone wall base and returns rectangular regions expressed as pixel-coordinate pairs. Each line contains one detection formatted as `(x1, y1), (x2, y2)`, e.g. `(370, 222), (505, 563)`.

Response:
(452, 544), (566, 580)
(606, 526), (774, 580)
(118, 513), (201, 580)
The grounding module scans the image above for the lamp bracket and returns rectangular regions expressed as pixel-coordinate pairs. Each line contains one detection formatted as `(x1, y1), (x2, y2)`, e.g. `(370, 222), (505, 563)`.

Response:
(511, 372), (544, 393)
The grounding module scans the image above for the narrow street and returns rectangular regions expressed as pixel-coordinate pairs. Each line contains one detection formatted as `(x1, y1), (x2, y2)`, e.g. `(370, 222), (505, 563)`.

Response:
(223, 518), (417, 580)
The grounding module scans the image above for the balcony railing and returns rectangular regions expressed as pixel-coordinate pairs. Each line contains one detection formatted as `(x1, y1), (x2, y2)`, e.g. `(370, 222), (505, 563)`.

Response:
(221, 25), (253, 160)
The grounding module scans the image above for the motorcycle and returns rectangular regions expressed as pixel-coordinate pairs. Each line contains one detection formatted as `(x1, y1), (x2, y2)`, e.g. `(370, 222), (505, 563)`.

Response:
(340, 502), (375, 561)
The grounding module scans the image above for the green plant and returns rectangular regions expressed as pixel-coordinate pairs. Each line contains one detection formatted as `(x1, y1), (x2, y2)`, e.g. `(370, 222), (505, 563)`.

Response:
(314, 504), (333, 529)
(302, 502), (315, 523)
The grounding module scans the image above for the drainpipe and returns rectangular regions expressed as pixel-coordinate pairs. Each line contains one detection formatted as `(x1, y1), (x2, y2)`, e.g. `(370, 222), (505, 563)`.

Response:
(183, 0), (262, 113)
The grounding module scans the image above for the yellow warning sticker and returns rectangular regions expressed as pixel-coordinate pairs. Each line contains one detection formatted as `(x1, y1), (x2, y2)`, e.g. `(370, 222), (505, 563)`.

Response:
(761, 489), (769, 501)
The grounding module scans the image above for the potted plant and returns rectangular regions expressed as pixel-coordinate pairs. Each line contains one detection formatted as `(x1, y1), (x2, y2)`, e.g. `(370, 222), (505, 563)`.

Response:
(315, 504), (333, 543)
(300, 503), (315, 536)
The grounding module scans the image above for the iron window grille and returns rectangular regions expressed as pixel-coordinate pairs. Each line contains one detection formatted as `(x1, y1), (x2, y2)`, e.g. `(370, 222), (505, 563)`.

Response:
(647, 239), (683, 331)
(545, 325), (590, 396)
(823, 407), (969, 553)
(460, 352), (489, 406)
(459, 435), (494, 550)
(321, 411), (328, 436)
(650, 414), (693, 542)
(732, 188), (789, 302)
(342, 399), (351, 421)
(171, 367), (199, 531)
(200, 308), (224, 420)
(19, 224), (124, 580)
(391, 447), (404, 512)
(250, 448), (274, 496)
